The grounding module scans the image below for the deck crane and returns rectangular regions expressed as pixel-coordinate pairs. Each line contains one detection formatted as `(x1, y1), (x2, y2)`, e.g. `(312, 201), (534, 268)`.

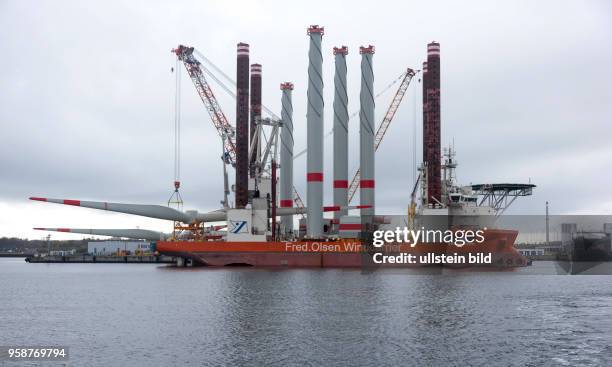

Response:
(173, 45), (413, 213)
(172, 45), (307, 212)
(348, 68), (416, 203)
(408, 173), (421, 230)
(172, 45), (237, 165)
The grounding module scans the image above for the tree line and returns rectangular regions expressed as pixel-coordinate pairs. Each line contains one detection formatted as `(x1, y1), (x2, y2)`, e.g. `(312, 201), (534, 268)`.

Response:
(0, 237), (100, 254)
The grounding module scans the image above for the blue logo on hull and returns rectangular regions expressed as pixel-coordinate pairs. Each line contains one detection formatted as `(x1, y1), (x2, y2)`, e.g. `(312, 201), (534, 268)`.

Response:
(229, 220), (248, 234)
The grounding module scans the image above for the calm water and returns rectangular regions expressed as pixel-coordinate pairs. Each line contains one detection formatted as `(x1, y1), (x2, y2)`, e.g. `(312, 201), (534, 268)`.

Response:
(1, 258), (612, 366)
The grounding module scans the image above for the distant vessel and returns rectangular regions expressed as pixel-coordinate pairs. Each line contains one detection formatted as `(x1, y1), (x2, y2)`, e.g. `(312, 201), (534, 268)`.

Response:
(561, 232), (612, 262)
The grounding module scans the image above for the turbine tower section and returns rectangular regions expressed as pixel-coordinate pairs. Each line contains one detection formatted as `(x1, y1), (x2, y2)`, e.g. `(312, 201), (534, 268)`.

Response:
(306, 25), (325, 238)
(425, 42), (441, 205)
(235, 42), (250, 208)
(359, 45), (375, 219)
(333, 46), (349, 224)
(422, 60), (428, 177)
(250, 63), (262, 178)
(280, 82), (295, 235)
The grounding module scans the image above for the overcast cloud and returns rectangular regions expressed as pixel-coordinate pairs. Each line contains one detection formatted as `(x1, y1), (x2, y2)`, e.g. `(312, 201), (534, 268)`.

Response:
(1, 0), (611, 239)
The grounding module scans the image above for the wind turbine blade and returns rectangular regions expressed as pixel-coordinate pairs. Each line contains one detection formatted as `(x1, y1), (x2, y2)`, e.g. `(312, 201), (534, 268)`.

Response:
(30, 197), (192, 223)
(194, 210), (226, 222)
(33, 227), (169, 241)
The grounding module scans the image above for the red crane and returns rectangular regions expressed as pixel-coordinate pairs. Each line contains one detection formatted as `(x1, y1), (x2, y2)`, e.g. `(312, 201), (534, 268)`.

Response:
(174, 44), (413, 211)
(173, 45), (237, 165)
(348, 68), (416, 203)
(173, 45), (307, 212)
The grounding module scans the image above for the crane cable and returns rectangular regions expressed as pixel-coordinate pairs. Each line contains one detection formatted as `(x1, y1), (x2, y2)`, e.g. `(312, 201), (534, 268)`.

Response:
(193, 47), (405, 158)
(194, 49), (281, 120)
(168, 58), (184, 209)
(293, 71), (407, 160)
(413, 71), (418, 188)
(174, 57), (181, 187)
(333, 70), (410, 192)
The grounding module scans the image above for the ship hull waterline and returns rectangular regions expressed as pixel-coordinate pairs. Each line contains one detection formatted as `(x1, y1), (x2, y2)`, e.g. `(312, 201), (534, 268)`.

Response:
(155, 229), (528, 268)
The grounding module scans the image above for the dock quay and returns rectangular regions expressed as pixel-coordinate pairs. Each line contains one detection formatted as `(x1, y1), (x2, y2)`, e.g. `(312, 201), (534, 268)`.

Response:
(25, 255), (176, 264)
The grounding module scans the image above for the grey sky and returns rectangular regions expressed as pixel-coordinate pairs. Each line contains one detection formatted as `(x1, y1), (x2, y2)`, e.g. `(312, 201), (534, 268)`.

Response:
(1, 0), (611, 239)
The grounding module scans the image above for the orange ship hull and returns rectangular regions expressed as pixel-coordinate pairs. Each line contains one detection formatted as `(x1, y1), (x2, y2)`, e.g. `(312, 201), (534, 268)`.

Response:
(155, 229), (528, 268)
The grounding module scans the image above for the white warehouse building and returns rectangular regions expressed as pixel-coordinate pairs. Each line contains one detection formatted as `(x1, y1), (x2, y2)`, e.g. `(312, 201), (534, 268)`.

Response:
(87, 241), (151, 255)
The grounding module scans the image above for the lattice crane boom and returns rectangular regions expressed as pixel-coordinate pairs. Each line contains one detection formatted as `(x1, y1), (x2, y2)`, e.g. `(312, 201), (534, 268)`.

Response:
(174, 45), (413, 211)
(173, 45), (306, 211)
(173, 45), (237, 166)
(348, 68), (416, 203)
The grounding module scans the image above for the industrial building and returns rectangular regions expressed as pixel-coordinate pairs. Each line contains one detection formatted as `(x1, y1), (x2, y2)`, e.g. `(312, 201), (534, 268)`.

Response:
(87, 241), (151, 256)
(49, 249), (76, 256)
